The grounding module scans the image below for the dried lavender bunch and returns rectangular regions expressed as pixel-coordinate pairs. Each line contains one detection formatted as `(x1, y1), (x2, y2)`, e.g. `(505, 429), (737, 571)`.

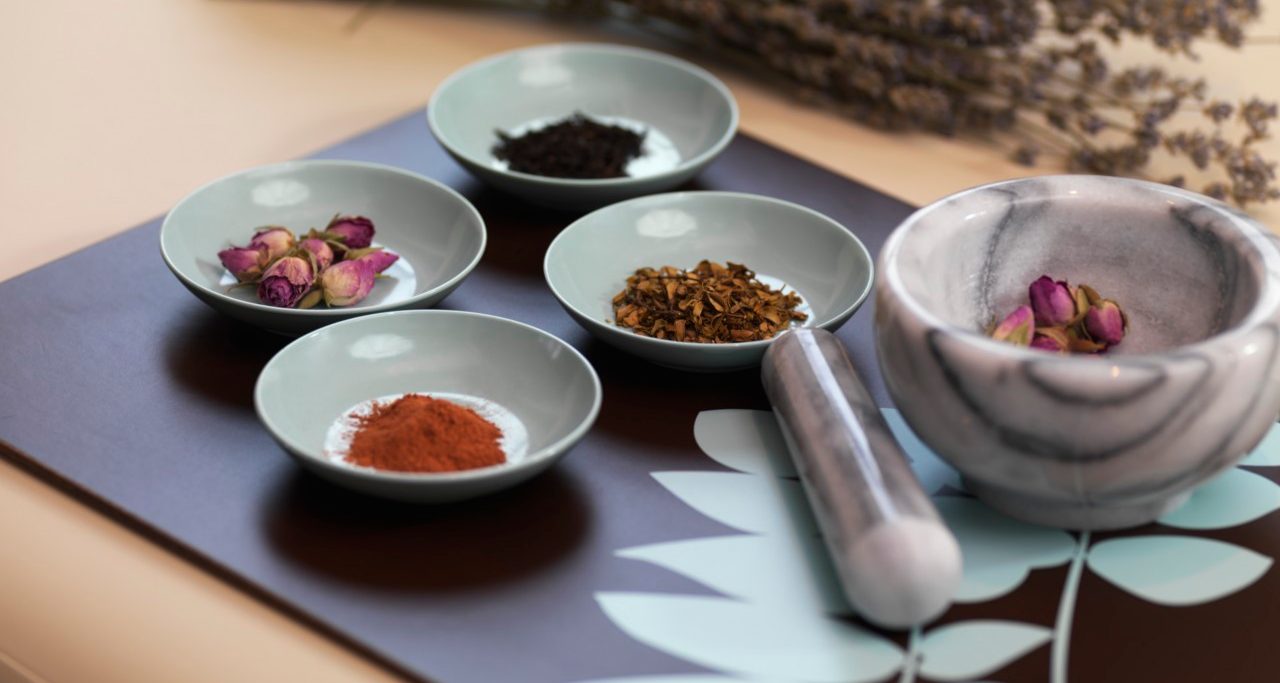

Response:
(538, 0), (1279, 205)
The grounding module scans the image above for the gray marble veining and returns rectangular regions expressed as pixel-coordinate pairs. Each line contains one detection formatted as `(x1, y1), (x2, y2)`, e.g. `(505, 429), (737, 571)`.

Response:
(876, 175), (1280, 529)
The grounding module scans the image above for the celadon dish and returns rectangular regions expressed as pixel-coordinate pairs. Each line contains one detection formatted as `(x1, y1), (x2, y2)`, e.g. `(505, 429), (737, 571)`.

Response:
(255, 310), (601, 502)
(428, 43), (738, 211)
(161, 160), (486, 335)
(544, 191), (874, 371)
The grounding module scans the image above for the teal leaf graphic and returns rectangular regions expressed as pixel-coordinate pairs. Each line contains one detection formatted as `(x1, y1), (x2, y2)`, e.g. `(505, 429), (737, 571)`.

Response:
(881, 408), (963, 494)
(935, 497), (1076, 602)
(1088, 536), (1273, 606)
(596, 593), (903, 683)
(651, 472), (817, 536)
(617, 534), (848, 614)
(694, 410), (796, 477)
(918, 620), (1051, 682)
(1241, 422), (1280, 466)
(1158, 468), (1280, 530)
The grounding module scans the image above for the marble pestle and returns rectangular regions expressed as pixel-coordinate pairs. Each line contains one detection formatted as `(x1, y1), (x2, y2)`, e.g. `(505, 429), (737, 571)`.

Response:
(761, 328), (962, 628)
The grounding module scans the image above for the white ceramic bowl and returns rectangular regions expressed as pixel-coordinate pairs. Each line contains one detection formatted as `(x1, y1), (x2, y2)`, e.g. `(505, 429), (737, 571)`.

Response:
(161, 160), (486, 335)
(545, 191), (874, 371)
(428, 43), (738, 211)
(877, 175), (1280, 529)
(254, 310), (602, 503)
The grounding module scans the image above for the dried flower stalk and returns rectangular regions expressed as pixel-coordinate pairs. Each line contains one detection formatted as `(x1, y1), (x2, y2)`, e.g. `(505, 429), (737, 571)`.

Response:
(612, 260), (808, 343)
(531, 0), (1280, 205)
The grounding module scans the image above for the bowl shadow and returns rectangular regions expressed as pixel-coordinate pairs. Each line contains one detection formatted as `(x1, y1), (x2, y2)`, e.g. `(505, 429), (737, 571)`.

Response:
(261, 465), (593, 592)
(164, 309), (290, 410)
(459, 176), (707, 281)
(581, 337), (769, 454)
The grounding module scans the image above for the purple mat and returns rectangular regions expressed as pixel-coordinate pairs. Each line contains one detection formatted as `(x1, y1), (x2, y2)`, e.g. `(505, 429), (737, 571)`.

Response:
(4, 111), (1279, 683)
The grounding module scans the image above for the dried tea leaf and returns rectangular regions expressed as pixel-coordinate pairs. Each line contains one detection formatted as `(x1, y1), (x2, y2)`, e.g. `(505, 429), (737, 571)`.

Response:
(610, 260), (808, 344)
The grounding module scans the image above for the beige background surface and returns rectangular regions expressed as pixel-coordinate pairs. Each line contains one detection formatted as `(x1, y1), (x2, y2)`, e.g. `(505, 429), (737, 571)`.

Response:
(1, 1), (1278, 681)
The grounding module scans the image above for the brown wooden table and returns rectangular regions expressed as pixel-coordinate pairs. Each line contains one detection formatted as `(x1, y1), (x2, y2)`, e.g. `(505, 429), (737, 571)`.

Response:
(2, 2), (1278, 681)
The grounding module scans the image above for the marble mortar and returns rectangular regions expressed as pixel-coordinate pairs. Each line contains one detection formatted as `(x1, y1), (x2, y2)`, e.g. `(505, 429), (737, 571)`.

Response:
(876, 175), (1280, 529)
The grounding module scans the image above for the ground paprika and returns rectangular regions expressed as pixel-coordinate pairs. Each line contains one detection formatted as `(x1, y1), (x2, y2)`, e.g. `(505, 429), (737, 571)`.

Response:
(345, 394), (506, 473)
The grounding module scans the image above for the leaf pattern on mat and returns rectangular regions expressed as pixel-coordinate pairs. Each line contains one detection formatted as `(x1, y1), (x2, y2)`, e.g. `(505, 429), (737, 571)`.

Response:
(596, 593), (903, 683)
(599, 412), (1280, 683)
(935, 497), (1076, 603)
(1158, 468), (1280, 530)
(1087, 535), (1273, 606)
(918, 620), (1053, 682)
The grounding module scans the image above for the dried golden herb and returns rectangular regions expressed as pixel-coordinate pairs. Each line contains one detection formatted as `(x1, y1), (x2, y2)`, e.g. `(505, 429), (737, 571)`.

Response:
(611, 260), (807, 343)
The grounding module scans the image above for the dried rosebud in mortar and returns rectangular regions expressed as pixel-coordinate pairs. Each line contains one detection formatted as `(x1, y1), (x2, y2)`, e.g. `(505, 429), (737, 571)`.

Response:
(249, 226), (295, 262)
(1030, 326), (1070, 353)
(257, 256), (314, 308)
(217, 246), (265, 283)
(1086, 300), (1127, 346)
(321, 259), (375, 307)
(1029, 276), (1079, 327)
(325, 215), (375, 249)
(990, 305), (1033, 346)
(991, 275), (1127, 354)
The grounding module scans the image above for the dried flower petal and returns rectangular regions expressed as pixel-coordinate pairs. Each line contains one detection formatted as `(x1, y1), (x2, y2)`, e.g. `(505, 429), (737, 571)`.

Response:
(356, 249), (400, 274)
(299, 237), (335, 271)
(991, 305), (1034, 346)
(218, 246), (265, 283)
(1029, 276), (1077, 327)
(1085, 299), (1127, 345)
(320, 259), (376, 307)
(249, 227), (295, 263)
(257, 256), (313, 308)
(325, 215), (375, 249)
(1030, 326), (1070, 353)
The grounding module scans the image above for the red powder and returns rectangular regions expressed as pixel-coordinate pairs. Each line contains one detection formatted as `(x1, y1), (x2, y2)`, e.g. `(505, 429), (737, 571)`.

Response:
(345, 394), (505, 473)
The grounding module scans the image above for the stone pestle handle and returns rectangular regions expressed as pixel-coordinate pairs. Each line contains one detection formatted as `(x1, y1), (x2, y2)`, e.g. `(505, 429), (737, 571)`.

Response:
(761, 328), (962, 629)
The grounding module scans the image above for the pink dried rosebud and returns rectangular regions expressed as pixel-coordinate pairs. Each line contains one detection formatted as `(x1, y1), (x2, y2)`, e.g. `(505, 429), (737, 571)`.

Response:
(1085, 300), (1127, 346)
(325, 215), (375, 249)
(217, 246), (265, 283)
(299, 237), (334, 271)
(1029, 276), (1078, 327)
(249, 226), (295, 262)
(356, 249), (399, 274)
(320, 259), (376, 307)
(1030, 326), (1070, 353)
(991, 305), (1034, 346)
(257, 256), (314, 308)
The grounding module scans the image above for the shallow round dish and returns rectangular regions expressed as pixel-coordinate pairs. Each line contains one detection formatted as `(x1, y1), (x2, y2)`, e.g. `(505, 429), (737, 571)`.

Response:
(877, 175), (1280, 530)
(544, 191), (874, 371)
(254, 310), (602, 503)
(161, 160), (486, 335)
(428, 43), (738, 211)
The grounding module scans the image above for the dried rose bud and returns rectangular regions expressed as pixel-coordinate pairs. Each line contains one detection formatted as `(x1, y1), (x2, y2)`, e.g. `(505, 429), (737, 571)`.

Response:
(249, 226), (295, 262)
(356, 249), (399, 274)
(320, 259), (375, 307)
(991, 305), (1033, 346)
(257, 256), (314, 308)
(299, 237), (334, 271)
(1030, 326), (1070, 353)
(1029, 276), (1077, 327)
(325, 215), (375, 249)
(217, 246), (265, 283)
(1086, 300), (1127, 346)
